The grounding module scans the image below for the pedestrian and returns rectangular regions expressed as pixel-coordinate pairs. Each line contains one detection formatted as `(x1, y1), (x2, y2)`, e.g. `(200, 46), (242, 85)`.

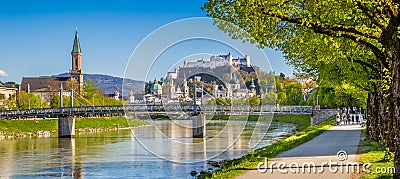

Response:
(336, 113), (341, 126)
(356, 114), (359, 124)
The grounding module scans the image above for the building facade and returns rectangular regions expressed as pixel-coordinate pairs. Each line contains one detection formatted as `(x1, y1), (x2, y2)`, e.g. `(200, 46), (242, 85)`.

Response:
(0, 82), (17, 109)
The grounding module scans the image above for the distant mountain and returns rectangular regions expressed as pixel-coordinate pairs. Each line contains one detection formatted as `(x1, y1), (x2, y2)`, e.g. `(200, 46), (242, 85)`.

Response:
(53, 73), (145, 96)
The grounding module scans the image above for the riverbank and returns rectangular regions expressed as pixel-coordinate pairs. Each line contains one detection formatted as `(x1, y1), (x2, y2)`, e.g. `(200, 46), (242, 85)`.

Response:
(0, 117), (149, 138)
(208, 114), (310, 132)
(199, 116), (335, 178)
(151, 113), (310, 130)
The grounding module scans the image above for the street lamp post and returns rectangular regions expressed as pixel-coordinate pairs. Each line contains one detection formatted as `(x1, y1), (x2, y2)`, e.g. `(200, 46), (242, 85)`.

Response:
(59, 87), (63, 114)
(201, 85), (203, 106)
(193, 84), (197, 114)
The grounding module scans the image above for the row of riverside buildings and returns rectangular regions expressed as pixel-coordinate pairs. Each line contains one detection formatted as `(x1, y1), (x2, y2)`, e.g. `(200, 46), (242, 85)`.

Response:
(145, 53), (259, 103)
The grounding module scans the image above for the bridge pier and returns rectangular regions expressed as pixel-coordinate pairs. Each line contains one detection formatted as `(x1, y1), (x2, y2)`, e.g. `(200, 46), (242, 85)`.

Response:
(192, 113), (206, 138)
(58, 115), (75, 138)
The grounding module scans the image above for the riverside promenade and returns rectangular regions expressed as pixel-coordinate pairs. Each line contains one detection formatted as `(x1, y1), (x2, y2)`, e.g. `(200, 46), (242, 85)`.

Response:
(237, 124), (363, 179)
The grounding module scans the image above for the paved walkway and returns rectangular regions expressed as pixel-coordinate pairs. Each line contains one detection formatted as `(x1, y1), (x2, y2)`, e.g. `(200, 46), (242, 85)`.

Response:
(237, 124), (363, 179)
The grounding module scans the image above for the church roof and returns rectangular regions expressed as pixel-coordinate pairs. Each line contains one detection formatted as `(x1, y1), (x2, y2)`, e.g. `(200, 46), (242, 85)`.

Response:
(72, 28), (82, 53)
(21, 77), (69, 92)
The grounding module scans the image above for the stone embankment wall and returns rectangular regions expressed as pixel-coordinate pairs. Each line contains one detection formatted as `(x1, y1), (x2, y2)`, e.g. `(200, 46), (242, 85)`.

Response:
(311, 108), (339, 126)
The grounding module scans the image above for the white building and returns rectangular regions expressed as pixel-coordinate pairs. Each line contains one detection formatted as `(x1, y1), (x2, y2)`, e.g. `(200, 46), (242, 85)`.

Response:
(0, 82), (17, 109)
(166, 78), (189, 102)
(114, 87), (120, 100)
(128, 91), (135, 103)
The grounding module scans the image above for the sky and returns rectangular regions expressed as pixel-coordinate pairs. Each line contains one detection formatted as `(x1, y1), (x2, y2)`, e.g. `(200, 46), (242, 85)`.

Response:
(0, 0), (293, 83)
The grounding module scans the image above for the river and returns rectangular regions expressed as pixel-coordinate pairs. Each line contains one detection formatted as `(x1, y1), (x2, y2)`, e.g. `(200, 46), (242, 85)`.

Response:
(0, 120), (296, 178)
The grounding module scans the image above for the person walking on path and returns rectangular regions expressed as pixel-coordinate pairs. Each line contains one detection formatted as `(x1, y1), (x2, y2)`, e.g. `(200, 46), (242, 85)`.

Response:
(342, 114), (348, 125)
(336, 113), (341, 126)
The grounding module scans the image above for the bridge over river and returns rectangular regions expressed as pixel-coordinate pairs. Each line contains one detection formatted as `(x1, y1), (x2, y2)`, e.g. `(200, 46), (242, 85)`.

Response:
(0, 104), (312, 119)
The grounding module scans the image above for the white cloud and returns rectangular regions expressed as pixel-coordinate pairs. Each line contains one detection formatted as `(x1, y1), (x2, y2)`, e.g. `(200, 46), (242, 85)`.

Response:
(0, 69), (9, 77)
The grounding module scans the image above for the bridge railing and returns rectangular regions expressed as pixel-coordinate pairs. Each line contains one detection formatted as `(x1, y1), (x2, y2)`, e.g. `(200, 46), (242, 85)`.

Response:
(0, 104), (312, 119)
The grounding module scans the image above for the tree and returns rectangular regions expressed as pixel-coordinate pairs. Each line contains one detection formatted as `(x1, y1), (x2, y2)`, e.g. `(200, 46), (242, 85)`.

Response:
(285, 82), (304, 105)
(49, 94), (76, 108)
(248, 95), (260, 110)
(261, 90), (277, 105)
(66, 77), (79, 92)
(84, 79), (99, 100)
(203, 0), (400, 175)
(305, 86), (367, 108)
(277, 91), (286, 105)
(15, 91), (40, 110)
(145, 81), (152, 94)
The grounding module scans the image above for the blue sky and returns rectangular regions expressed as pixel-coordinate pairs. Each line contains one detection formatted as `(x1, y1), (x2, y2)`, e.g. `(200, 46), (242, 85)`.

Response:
(0, 0), (293, 83)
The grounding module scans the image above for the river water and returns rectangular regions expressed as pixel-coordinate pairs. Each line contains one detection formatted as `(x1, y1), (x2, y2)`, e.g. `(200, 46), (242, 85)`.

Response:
(0, 120), (296, 178)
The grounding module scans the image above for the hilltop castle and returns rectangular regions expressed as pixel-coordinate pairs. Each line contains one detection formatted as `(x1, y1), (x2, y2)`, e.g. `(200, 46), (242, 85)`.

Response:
(149, 54), (258, 103)
(167, 53), (258, 82)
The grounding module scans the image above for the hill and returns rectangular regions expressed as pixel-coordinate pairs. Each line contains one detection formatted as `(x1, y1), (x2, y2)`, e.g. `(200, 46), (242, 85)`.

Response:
(53, 73), (144, 96)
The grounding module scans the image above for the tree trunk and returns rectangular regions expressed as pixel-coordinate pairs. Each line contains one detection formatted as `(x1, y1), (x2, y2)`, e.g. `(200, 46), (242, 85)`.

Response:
(366, 92), (372, 139)
(395, 151), (400, 178)
(366, 91), (379, 141)
(377, 87), (387, 145)
(390, 60), (400, 177)
(379, 12), (400, 176)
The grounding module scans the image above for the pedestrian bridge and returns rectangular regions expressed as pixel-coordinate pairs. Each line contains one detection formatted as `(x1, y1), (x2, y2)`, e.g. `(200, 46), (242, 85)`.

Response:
(0, 104), (312, 119)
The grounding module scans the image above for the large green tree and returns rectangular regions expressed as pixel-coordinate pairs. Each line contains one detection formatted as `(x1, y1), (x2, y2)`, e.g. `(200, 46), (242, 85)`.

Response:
(285, 82), (304, 105)
(203, 0), (400, 175)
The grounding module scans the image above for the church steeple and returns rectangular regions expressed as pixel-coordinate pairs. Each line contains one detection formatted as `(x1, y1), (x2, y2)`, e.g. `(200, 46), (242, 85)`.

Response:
(70, 27), (84, 95)
(72, 27), (81, 53)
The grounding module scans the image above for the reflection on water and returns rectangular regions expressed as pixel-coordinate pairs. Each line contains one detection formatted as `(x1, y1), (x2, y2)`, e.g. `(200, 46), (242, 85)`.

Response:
(0, 121), (295, 178)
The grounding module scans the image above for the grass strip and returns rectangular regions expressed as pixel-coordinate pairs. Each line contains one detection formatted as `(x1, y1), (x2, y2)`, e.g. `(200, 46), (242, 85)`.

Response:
(0, 117), (149, 136)
(75, 117), (129, 129)
(199, 116), (335, 179)
(0, 119), (57, 136)
(359, 139), (394, 178)
(270, 114), (310, 131)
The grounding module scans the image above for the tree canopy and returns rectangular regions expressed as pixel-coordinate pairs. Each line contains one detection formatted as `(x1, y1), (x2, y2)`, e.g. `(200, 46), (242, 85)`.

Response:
(203, 0), (400, 176)
(202, 0), (398, 90)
